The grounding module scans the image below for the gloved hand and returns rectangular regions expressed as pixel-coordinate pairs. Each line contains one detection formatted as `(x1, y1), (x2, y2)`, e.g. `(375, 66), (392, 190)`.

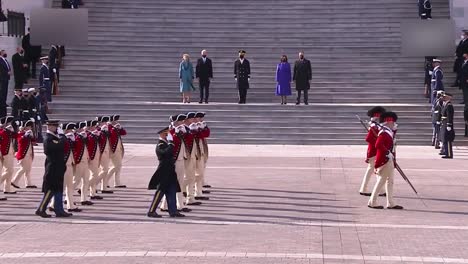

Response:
(79, 131), (87, 138)
(248, 78), (250, 82)
(92, 130), (100, 136)
(30, 118), (35, 122)
(53, 68), (57, 73)
(101, 125), (108, 131)
(25, 130), (33, 137)
(57, 127), (64, 135)
(429, 71), (433, 75)
(447, 127), (452, 131)
(235, 78), (237, 81)
(37, 116), (41, 121)
(166, 133), (173, 142)
(386, 152), (394, 160)
(189, 123), (198, 131)
(115, 123), (121, 129)
(177, 125), (186, 134)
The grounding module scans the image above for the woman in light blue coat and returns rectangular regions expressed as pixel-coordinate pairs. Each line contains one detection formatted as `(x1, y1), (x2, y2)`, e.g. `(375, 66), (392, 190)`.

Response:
(179, 54), (195, 103)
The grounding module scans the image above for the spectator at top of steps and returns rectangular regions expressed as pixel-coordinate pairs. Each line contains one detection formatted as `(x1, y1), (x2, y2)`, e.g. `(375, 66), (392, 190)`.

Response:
(62, 0), (81, 9)
(418, 0), (432, 19)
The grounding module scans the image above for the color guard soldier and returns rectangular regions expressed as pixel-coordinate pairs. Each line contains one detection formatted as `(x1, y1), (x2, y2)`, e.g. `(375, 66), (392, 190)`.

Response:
(0, 116), (17, 194)
(107, 114), (127, 188)
(147, 127), (185, 218)
(440, 93), (455, 159)
(432, 90), (445, 149)
(184, 112), (201, 206)
(59, 123), (81, 212)
(234, 50), (251, 104)
(368, 112), (403, 210)
(86, 120), (103, 200)
(11, 120), (36, 189)
(359, 106), (386, 196)
(11, 88), (24, 119)
(431, 59), (444, 104)
(97, 116), (113, 194)
(73, 121), (93, 205)
(194, 112), (210, 200)
(35, 120), (72, 218)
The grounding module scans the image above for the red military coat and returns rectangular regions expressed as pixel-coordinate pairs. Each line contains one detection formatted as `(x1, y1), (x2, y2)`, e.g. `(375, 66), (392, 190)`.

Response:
(183, 126), (195, 155)
(374, 129), (394, 169)
(0, 129), (17, 156)
(86, 131), (99, 161)
(109, 125), (127, 153)
(365, 124), (379, 162)
(98, 130), (109, 154)
(72, 134), (87, 164)
(169, 128), (185, 160)
(15, 131), (34, 160)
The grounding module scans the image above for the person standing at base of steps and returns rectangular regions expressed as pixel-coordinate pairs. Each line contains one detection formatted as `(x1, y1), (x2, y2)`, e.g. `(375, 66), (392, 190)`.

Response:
(439, 93), (455, 159)
(432, 90), (445, 149)
(418, 0), (432, 19)
(359, 106), (387, 197)
(35, 120), (72, 218)
(368, 111), (403, 210)
(431, 59), (444, 105)
(196, 50), (213, 104)
(293, 52), (312, 105)
(453, 30), (468, 88)
(234, 50), (250, 104)
(179, 54), (195, 104)
(276, 55), (292, 105)
(147, 127), (185, 218)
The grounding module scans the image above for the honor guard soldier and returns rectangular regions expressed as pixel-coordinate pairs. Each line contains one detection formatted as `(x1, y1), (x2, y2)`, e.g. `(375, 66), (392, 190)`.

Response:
(97, 116), (113, 194)
(11, 88), (24, 119)
(194, 112), (210, 200)
(440, 93), (455, 159)
(11, 120), (36, 189)
(431, 59), (444, 104)
(86, 120), (103, 200)
(184, 112), (201, 206)
(61, 123), (81, 212)
(368, 112), (403, 210)
(432, 90), (445, 149)
(234, 50), (251, 104)
(161, 114), (192, 213)
(0, 116), (17, 194)
(35, 120), (72, 218)
(107, 114), (127, 188)
(73, 121), (93, 205)
(39, 56), (52, 102)
(147, 127), (185, 218)
(359, 106), (386, 196)
(418, 0), (432, 19)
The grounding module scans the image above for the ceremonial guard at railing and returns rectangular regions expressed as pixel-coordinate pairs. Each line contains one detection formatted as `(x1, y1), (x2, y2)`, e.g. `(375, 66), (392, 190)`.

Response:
(194, 112), (210, 200)
(11, 120), (36, 189)
(161, 114), (191, 213)
(35, 120), (72, 218)
(431, 90), (445, 149)
(97, 116), (113, 194)
(0, 117), (17, 194)
(359, 106), (386, 196)
(87, 120), (103, 200)
(440, 93), (455, 159)
(368, 112), (403, 210)
(107, 115), (127, 188)
(39, 56), (52, 103)
(147, 127), (185, 218)
(184, 112), (202, 206)
(234, 50), (251, 104)
(431, 59), (444, 104)
(73, 121), (93, 206)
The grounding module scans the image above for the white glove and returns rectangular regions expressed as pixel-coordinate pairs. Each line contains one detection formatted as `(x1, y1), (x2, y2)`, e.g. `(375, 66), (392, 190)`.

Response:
(79, 131), (87, 138)
(115, 123), (121, 129)
(177, 125), (186, 133)
(6, 125), (13, 132)
(30, 118), (35, 122)
(386, 152), (394, 160)
(92, 130), (101, 136)
(101, 125), (108, 131)
(429, 71), (433, 75)
(57, 127), (64, 135)
(447, 127), (452, 131)
(200, 122), (206, 129)
(37, 116), (41, 121)
(25, 130), (33, 137)
(53, 68), (57, 73)
(32, 109), (37, 112)
(166, 133), (173, 142)
(189, 123), (198, 131)
(248, 78), (250, 82)
(235, 78), (237, 81)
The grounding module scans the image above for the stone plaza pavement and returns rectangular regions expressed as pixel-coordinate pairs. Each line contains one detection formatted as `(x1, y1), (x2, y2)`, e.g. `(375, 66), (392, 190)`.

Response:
(1, 144), (468, 264)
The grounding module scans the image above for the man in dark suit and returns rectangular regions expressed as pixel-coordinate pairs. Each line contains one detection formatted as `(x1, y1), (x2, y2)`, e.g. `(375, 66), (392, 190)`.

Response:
(453, 30), (468, 87)
(293, 52), (312, 105)
(22, 28), (42, 79)
(196, 50), (213, 104)
(12, 47), (28, 89)
(234, 50), (250, 104)
(0, 50), (11, 117)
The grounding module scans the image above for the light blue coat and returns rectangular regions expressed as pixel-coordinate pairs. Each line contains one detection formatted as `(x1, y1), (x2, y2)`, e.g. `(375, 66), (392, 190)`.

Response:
(179, 61), (195, 92)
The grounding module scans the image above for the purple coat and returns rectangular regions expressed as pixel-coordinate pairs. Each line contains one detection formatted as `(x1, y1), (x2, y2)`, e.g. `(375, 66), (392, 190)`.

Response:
(276, 62), (292, 96)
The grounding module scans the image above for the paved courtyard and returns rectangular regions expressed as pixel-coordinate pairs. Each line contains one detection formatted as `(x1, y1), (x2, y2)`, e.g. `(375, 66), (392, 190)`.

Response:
(1, 144), (468, 263)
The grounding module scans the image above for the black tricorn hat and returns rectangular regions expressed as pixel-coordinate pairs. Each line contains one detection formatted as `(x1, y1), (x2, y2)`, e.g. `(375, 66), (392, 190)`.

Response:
(23, 120), (34, 128)
(111, 115), (120, 122)
(367, 106), (386, 118)
(86, 120), (98, 127)
(379, 112), (398, 123)
(186, 112), (196, 119)
(76, 121), (87, 129)
(63, 122), (76, 131)
(195, 112), (205, 118)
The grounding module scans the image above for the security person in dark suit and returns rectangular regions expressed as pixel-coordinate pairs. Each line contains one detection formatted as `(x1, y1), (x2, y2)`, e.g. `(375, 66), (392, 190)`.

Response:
(147, 127), (185, 218)
(12, 47), (28, 89)
(440, 93), (455, 159)
(35, 120), (72, 218)
(453, 30), (468, 87)
(293, 52), (312, 105)
(196, 50), (213, 104)
(234, 50), (251, 104)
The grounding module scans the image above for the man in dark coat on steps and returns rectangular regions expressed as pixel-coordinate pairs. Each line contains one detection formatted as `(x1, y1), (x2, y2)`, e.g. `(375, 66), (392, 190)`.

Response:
(147, 127), (185, 218)
(35, 120), (72, 218)
(293, 52), (312, 105)
(12, 47), (28, 89)
(234, 50), (250, 104)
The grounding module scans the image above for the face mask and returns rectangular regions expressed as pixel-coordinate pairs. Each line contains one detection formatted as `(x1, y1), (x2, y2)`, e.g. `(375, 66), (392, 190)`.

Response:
(462, 35), (466, 39)
(20, 51), (24, 55)
(239, 55), (244, 59)
(202, 55), (207, 58)
(2, 54), (6, 58)
(300, 55), (304, 59)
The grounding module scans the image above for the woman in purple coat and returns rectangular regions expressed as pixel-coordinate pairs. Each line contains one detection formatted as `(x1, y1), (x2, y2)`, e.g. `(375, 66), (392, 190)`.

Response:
(276, 55), (292, 105)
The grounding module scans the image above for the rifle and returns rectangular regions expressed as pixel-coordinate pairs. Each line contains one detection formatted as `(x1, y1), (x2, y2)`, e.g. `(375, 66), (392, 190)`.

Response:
(355, 115), (426, 206)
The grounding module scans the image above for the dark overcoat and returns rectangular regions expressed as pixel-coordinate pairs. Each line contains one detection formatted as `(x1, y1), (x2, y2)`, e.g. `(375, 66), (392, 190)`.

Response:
(148, 139), (181, 192)
(42, 132), (66, 192)
(293, 59), (312, 91)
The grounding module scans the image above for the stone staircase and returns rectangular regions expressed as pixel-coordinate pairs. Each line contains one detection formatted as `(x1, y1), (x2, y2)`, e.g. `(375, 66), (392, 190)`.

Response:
(45, 0), (462, 145)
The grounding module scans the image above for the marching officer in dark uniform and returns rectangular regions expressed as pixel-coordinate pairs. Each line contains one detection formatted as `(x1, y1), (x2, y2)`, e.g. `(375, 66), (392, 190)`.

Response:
(418, 0), (432, 19)
(35, 120), (72, 218)
(39, 56), (52, 102)
(234, 50), (250, 104)
(453, 30), (468, 87)
(432, 90), (444, 149)
(147, 127), (185, 218)
(431, 59), (444, 104)
(440, 93), (455, 159)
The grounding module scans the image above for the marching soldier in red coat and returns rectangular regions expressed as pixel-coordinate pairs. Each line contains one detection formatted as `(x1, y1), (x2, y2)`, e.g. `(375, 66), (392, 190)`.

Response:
(97, 116), (113, 194)
(62, 123), (81, 212)
(86, 120), (103, 200)
(11, 120), (36, 189)
(194, 112), (211, 200)
(107, 114), (127, 188)
(359, 106), (386, 196)
(184, 112), (201, 206)
(368, 112), (403, 210)
(73, 121), (93, 206)
(0, 116), (18, 194)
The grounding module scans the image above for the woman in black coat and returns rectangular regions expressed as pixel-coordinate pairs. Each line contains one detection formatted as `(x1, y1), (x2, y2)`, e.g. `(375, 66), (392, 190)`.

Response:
(147, 127), (184, 218)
